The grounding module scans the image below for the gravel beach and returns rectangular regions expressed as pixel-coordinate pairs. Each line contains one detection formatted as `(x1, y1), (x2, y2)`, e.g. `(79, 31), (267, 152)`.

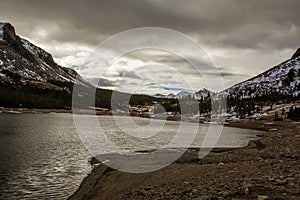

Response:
(69, 121), (300, 200)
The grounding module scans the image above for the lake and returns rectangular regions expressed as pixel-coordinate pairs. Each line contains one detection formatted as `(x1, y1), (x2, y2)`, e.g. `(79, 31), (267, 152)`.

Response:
(0, 113), (260, 199)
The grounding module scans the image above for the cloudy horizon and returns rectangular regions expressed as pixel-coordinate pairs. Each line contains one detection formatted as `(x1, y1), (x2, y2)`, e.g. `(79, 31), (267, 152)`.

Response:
(0, 0), (299, 94)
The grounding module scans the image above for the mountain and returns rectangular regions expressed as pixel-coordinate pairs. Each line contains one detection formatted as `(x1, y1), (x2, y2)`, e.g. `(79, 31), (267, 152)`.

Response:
(154, 89), (212, 101)
(224, 50), (300, 100)
(2, 21), (298, 112)
(153, 93), (177, 99)
(0, 22), (93, 108)
(176, 89), (212, 100)
(194, 88), (211, 100)
(0, 22), (161, 109)
(0, 22), (88, 88)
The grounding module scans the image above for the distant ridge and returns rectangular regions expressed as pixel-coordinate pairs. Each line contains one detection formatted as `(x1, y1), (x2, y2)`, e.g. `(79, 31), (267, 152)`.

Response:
(154, 88), (212, 100)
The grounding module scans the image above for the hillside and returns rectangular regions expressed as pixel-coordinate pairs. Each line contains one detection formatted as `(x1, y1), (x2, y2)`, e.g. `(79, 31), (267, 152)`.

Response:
(223, 50), (300, 119)
(0, 22), (159, 109)
(0, 22), (88, 88)
(225, 50), (300, 100)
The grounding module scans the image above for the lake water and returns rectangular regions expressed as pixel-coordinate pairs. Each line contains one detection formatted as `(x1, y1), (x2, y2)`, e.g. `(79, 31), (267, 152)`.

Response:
(0, 113), (90, 200)
(0, 113), (260, 199)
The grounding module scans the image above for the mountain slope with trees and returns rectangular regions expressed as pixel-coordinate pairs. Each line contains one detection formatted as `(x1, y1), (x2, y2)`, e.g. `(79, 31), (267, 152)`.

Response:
(224, 49), (300, 118)
(0, 22), (159, 109)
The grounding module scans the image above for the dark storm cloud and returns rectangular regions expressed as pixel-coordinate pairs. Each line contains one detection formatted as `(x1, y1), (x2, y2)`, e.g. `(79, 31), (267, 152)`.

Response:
(0, 0), (299, 50)
(1, 0), (299, 93)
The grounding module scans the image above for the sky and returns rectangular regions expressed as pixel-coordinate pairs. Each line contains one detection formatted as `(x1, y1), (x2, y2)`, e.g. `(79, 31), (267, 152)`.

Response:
(0, 0), (299, 94)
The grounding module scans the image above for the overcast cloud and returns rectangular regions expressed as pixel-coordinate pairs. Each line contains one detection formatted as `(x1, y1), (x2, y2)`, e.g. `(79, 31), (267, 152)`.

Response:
(0, 0), (299, 94)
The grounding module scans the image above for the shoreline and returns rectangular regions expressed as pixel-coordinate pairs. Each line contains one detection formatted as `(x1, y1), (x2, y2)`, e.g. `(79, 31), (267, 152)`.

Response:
(1, 107), (299, 199)
(68, 121), (300, 200)
(1, 107), (293, 126)
(0, 107), (110, 115)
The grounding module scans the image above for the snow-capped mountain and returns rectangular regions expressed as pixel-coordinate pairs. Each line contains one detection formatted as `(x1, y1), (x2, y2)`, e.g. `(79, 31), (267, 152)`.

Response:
(176, 89), (212, 100)
(194, 88), (211, 100)
(153, 93), (177, 99)
(0, 22), (88, 88)
(224, 49), (300, 99)
(154, 89), (212, 100)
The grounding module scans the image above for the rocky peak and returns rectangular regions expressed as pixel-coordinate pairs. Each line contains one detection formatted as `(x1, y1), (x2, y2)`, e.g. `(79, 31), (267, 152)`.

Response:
(0, 22), (19, 44)
(0, 22), (37, 63)
(0, 22), (57, 66)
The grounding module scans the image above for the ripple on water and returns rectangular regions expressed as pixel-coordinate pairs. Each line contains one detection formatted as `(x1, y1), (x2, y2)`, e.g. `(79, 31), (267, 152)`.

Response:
(0, 113), (91, 200)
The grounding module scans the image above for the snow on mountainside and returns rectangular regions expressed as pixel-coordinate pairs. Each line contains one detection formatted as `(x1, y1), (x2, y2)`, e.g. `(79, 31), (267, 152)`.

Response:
(0, 22), (88, 87)
(154, 88), (212, 100)
(154, 93), (177, 99)
(177, 89), (211, 100)
(224, 50), (300, 99)
(194, 88), (211, 100)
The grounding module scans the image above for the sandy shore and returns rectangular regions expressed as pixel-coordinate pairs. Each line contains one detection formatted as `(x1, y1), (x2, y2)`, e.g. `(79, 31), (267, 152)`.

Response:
(68, 121), (299, 200)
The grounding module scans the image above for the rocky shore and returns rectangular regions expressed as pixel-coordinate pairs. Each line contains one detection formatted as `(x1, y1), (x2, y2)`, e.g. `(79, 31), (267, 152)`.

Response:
(69, 121), (299, 200)
(0, 107), (113, 115)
